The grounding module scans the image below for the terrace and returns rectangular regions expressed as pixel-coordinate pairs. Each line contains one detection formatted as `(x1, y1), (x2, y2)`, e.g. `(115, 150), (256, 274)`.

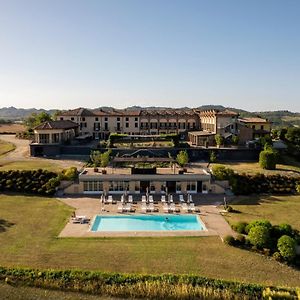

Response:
(59, 193), (234, 238)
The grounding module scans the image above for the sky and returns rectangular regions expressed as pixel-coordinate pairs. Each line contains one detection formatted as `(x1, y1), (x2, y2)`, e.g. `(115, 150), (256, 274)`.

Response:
(0, 0), (299, 112)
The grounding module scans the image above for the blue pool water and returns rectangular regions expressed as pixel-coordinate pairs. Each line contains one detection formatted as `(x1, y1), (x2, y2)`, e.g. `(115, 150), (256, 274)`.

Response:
(91, 215), (205, 231)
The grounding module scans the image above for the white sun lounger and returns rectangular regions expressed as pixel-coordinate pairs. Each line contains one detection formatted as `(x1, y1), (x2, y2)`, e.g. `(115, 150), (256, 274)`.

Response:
(179, 194), (185, 203)
(163, 204), (170, 213)
(169, 195), (173, 203)
(149, 195), (154, 203)
(128, 195), (133, 203)
(161, 195), (166, 203)
(142, 195), (147, 203)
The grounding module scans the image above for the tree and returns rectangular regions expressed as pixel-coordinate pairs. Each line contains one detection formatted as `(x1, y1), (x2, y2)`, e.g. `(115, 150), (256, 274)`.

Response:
(24, 112), (53, 130)
(90, 150), (111, 168)
(176, 150), (189, 168)
(277, 235), (296, 262)
(285, 128), (300, 145)
(209, 151), (217, 163)
(232, 135), (239, 145)
(215, 134), (224, 147)
(100, 149), (111, 168)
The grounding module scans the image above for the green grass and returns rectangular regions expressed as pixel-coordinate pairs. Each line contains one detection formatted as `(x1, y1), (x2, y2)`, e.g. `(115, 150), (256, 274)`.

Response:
(0, 160), (64, 172)
(213, 160), (300, 176)
(0, 139), (15, 157)
(0, 194), (300, 287)
(224, 194), (300, 231)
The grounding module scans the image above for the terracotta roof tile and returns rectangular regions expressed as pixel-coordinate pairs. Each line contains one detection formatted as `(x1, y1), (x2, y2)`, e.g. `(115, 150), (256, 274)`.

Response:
(34, 120), (78, 130)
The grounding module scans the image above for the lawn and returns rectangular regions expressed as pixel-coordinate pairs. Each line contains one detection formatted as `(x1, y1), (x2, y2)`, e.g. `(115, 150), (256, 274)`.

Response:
(0, 194), (300, 287)
(224, 194), (300, 231)
(213, 159), (300, 176)
(0, 139), (15, 157)
(0, 160), (64, 172)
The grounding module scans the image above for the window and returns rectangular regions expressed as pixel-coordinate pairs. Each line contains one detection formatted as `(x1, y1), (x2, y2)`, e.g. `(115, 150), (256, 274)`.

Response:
(176, 182), (181, 192)
(39, 134), (49, 144)
(83, 181), (103, 192)
(95, 117), (98, 121)
(94, 123), (100, 130)
(135, 117), (138, 121)
(108, 181), (129, 192)
(126, 122), (129, 128)
(135, 122), (138, 128)
(150, 182), (156, 192)
(117, 117), (120, 121)
(71, 117), (74, 121)
(252, 125), (255, 129)
(125, 117), (129, 121)
(104, 123), (108, 130)
(261, 125), (264, 130)
(187, 181), (196, 191)
(134, 181), (139, 191)
(60, 117), (63, 120)
(117, 123), (121, 131)
(105, 117), (108, 121)
(52, 133), (60, 143)
(82, 117), (85, 121)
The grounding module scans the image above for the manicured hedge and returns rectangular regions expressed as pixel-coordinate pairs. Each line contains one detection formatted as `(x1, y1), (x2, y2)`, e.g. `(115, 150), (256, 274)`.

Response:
(0, 266), (298, 299)
(231, 173), (299, 195)
(0, 169), (59, 195)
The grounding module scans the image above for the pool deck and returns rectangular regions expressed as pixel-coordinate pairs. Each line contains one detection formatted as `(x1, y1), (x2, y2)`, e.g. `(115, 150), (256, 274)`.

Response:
(58, 194), (235, 238)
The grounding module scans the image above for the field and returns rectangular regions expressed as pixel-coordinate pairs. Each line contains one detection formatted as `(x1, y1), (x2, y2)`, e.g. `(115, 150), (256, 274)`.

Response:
(224, 194), (300, 230)
(0, 194), (300, 288)
(0, 123), (26, 134)
(0, 139), (15, 157)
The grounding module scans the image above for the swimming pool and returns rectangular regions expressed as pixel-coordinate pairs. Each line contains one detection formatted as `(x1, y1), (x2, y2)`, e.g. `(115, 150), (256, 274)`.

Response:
(90, 215), (205, 232)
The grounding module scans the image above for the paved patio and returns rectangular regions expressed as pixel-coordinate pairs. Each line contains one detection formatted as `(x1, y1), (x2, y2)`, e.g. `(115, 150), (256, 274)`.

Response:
(58, 194), (235, 238)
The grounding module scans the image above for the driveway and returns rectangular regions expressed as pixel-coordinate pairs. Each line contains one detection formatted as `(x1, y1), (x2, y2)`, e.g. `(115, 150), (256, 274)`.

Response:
(0, 134), (85, 170)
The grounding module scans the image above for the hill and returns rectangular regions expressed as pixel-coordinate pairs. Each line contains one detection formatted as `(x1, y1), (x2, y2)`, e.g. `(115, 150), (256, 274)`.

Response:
(0, 107), (56, 121)
(0, 106), (299, 127)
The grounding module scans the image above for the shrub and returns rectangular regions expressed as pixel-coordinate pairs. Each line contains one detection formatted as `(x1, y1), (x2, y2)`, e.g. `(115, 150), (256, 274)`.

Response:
(277, 235), (297, 262)
(209, 151), (217, 163)
(245, 220), (272, 234)
(263, 287), (295, 299)
(223, 235), (235, 246)
(0, 170), (58, 196)
(215, 134), (224, 146)
(259, 149), (277, 170)
(278, 223), (294, 237)
(62, 167), (78, 181)
(248, 225), (271, 248)
(232, 221), (248, 234)
(272, 251), (282, 262)
(0, 266), (268, 300)
(296, 183), (300, 193)
(176, 150), (189, 168)
(224, 205), (233, 212)
(235, 234), (246, 245)
(212, 165), (234, 180)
